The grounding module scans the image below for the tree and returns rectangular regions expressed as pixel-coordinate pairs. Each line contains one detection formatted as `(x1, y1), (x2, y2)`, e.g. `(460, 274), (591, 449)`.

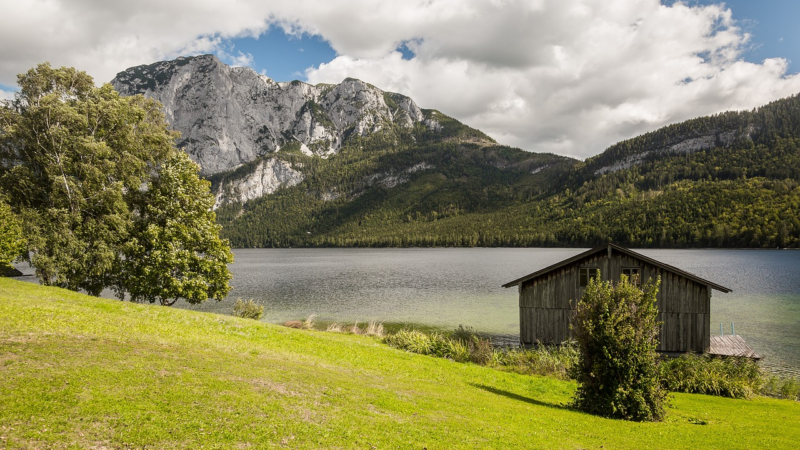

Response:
(571, 273), (667, 421)
(0, 63), (232, 303)
(118, 150), (233, 305)
(0, 198), (24, 270)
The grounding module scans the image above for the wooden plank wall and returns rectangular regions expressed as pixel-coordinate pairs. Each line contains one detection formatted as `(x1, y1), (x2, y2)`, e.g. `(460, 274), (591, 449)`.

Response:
(519, 248), (712, 352)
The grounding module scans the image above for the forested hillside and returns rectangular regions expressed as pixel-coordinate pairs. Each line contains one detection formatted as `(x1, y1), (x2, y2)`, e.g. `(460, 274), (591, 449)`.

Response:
(216, 93), (800, 248)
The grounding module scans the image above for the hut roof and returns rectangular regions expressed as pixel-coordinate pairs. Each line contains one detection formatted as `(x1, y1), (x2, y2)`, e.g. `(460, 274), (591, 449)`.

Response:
(708, 335), (761, 359)
(501, 243), (732, 293)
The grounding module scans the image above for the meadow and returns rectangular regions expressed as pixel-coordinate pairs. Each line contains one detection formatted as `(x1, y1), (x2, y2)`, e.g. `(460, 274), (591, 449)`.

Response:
(1, 277), (798, 449)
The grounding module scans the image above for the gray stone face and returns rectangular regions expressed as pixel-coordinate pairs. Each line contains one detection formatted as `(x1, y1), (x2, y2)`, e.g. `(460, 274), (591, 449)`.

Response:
(112, 54), (433, 176)
(212, 158), (304, 209)
(593, 126), (756, 176)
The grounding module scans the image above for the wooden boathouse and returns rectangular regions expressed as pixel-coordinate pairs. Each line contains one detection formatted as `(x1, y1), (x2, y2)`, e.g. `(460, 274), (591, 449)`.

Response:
(502, 244), (733, 355)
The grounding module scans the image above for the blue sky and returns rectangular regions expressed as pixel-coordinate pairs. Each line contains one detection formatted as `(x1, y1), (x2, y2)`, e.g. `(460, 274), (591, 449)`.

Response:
(688, 0), (799, 74)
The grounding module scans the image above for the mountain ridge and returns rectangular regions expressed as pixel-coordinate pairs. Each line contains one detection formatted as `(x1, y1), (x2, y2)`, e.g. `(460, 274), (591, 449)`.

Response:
(112, 55), (800, 248)
(112, 54), (449, 176)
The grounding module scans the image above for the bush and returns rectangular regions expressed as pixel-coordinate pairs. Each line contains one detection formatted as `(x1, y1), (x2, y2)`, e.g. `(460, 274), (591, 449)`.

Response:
(450, 325), (492, 364)
(571, 274), (667, 422)
(661, 354), (762, 399)
(232, 298), (264, 320)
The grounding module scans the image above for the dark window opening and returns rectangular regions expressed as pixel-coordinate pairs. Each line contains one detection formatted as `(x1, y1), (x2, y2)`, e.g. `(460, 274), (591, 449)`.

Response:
(579, 268), (600, 287)
(622, 267), (641, 285)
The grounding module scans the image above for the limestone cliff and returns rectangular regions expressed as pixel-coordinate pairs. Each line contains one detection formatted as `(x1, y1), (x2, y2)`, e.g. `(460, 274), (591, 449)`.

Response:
(112, 54), (434, 176)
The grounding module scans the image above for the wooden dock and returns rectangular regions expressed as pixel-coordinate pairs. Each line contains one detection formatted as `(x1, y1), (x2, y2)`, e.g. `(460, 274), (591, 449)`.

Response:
(708, 335), (761, 359)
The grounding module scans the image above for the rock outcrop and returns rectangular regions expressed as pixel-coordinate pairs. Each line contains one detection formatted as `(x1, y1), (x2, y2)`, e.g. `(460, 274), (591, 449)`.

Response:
(212, 158), (304, 209)
(593, 127), (754, 176)
(112, 55), (434, 176)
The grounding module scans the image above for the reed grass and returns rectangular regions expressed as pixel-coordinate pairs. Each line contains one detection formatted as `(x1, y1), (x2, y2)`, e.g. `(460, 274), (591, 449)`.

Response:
(660, 354), (763, 399)
(232, 298), (263, 320)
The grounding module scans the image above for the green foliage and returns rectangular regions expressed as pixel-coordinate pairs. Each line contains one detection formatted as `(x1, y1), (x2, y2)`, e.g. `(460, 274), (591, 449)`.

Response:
(0, 63), (174, 294)
(0, 63), (231, 303)
(571, 274), (667, 421)
(384, 327), (578, 379)
(761, 374), (800, 401)
(232, 298), (264, 320)
(660, 354), (763, 399)
(384, 329), (471, 362)
(0, 198), (23, 268)
(119, 151), (233, 305)
(492, 343), (580, 380)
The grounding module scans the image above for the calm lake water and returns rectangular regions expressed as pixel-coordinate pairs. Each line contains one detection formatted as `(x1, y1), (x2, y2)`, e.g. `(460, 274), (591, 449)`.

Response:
(14, 247), (800, 375)
(172, 248), (800, 376)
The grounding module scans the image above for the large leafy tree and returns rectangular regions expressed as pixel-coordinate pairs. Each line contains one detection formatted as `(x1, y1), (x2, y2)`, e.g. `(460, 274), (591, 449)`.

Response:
(571, 273), (667, 422)
(119, 150), (232, 305)
(0, 63), (232, 302)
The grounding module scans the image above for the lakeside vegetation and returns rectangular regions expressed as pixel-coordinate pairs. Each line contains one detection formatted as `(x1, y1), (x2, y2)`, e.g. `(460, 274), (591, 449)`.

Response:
(3, 278), (798, 448)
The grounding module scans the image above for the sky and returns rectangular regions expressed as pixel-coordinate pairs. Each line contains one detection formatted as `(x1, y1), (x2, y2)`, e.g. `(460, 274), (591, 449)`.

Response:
(1, 0), (799, 160)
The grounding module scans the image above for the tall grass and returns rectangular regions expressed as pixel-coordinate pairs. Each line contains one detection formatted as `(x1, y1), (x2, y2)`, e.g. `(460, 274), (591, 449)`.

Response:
(660, 354), (763, 399)
(384, 330), (470, 362)
(493, 343), (580, 379)
(323, 320), (385, 337)
(761, 375), (800, 401)
(384, 327), (578, 378)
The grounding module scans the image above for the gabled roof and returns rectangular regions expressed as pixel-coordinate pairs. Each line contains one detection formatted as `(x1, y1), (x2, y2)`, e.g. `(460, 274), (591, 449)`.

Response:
(501, 243), (732, 293)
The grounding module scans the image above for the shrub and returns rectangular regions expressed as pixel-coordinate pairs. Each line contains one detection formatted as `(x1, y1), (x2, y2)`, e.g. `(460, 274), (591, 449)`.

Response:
(468, 337), (493, 365)
(571, 274), (667, 422)
(232, 298), (263, 320)
(661, 354), (762, 399)
(450, 325), (492, 364)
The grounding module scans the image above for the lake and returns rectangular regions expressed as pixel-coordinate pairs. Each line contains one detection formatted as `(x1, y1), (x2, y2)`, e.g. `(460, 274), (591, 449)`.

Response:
(14, 247), (800, 375)
(172, 248), (800, 376)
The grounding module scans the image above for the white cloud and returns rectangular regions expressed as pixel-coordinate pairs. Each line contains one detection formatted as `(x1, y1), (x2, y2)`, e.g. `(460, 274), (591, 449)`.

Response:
(0, 89), (16, 101)
(2, 0), (798, 159)
(305, 0), (800, 158)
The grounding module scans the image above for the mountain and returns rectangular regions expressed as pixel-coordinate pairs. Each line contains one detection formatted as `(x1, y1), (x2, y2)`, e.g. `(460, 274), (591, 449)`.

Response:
(113, 56), (800, 248)
(114, 54), (448, 176)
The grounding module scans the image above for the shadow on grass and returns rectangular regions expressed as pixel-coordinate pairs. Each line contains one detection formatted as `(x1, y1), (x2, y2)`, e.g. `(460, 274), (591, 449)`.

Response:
(471, 383), (572, 411)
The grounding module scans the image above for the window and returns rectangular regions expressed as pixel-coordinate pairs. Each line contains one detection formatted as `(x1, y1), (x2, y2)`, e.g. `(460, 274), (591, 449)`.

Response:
(579, 268), (600, 287)
(621, 267), (641, 285)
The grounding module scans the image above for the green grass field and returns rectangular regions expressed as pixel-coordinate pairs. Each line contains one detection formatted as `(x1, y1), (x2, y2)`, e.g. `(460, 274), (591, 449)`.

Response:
(1, 278), (798, 449)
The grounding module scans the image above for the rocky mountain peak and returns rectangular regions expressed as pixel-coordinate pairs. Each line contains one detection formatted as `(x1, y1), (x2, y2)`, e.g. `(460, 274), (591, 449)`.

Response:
(112, 55), (435, 175)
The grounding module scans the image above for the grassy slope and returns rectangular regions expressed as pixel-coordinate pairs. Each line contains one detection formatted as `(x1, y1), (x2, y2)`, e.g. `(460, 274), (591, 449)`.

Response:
(1, 278), (797, 449)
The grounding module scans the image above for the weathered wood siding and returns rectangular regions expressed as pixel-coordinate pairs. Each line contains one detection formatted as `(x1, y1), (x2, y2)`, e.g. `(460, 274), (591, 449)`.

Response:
(519, 248), (711, 353)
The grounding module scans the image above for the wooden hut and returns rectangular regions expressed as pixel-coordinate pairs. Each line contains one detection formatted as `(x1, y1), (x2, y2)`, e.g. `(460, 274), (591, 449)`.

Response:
(502, 244), (732, 355)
